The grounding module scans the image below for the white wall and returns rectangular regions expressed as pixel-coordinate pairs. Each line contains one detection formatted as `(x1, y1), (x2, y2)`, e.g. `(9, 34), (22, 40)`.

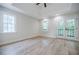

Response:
(0, 6), (40, 45)
(39, 18), (57, 38)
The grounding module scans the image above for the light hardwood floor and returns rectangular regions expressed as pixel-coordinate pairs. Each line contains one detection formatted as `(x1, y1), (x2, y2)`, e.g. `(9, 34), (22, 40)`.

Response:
(0, 37), (79, 55)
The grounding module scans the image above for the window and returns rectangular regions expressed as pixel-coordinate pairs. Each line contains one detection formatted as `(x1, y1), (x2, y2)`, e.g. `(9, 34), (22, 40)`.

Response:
(3, 15), (15, 33)
(42, 19), (48, 31)
(66, 19), (75, 37)
(57, 20), (65, 36)
(56, 16), (65, 36)
(57, 18), (76, 37)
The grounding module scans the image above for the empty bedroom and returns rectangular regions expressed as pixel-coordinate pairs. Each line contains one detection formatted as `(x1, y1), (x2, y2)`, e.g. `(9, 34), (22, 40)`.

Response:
(0, 3), (79, 55)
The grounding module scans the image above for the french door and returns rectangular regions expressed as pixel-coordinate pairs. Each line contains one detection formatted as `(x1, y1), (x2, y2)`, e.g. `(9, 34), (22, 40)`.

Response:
(57, 19), (76, 40)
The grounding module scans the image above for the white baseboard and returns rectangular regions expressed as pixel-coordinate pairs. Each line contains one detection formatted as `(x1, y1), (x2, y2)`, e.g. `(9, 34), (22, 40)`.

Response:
(0, 34), (39, 46)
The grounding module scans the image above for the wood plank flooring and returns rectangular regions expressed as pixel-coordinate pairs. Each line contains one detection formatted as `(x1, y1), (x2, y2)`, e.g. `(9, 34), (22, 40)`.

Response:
(0, 37), (79, 55)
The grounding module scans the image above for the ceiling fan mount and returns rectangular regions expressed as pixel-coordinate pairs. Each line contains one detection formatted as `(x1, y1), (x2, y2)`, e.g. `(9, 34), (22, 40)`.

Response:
(36, 3), (47, 7)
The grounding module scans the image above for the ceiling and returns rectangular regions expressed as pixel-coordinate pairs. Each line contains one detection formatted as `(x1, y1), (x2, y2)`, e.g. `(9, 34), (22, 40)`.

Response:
(0, 3), (79, 19)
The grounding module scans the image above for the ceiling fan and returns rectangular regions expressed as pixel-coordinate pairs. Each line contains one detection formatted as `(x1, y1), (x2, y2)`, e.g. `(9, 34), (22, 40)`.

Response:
(36, 3), (47, 7)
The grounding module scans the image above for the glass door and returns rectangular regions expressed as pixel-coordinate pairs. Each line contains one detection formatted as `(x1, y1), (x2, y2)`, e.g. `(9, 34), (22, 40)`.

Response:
(57, 20), (65, 38)
(57, 19), (76, 40)
(65, 19), (76, 40)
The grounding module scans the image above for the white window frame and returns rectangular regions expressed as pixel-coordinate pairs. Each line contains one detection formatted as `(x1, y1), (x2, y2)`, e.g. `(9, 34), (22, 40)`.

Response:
(3, 14), (16, 33)
(42, 19), (48, 32)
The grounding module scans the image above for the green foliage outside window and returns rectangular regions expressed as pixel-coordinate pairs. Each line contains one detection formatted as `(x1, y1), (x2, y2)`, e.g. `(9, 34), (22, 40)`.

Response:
(57, 19), (75, 37)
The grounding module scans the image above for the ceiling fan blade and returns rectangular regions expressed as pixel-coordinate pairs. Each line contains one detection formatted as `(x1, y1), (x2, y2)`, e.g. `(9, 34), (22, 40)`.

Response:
(44, 3), (47, 7)
(36, 3), (40, 5)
